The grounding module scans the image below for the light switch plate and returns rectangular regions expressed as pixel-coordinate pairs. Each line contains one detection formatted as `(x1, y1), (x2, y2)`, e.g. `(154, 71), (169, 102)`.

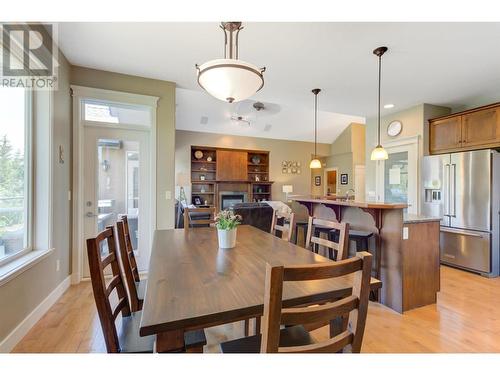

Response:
(165, 191), (172, 200)
(403, 227), (409, 240)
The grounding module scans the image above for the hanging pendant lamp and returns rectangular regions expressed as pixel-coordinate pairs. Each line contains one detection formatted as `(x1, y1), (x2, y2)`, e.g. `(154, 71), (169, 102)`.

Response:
(196, 22), (266, 104)
(370, 46), (389, 161)
(310, 88), (322, 169)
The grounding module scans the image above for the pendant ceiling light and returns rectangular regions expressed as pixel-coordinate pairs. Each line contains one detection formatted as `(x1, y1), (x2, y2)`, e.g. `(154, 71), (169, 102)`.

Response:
(370, 46), (389, 161)
(196, 22), (266, 104)
(310, 88), (322, 169)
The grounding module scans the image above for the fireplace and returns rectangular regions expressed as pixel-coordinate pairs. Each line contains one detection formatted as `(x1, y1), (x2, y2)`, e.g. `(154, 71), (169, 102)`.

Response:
(219, 191), (248, 210)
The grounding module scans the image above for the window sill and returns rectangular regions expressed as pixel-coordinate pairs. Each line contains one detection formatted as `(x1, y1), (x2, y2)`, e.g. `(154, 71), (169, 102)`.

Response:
(0, 248), (54, 287)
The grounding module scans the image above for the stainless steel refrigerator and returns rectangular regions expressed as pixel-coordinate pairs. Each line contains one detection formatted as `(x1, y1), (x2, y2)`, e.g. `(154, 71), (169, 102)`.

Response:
(422, 149), (500, 276)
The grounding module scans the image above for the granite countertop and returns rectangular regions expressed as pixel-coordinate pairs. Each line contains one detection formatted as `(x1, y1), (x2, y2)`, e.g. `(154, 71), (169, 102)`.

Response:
(403, 214), (441, 224)
(291, 196), (408, 209)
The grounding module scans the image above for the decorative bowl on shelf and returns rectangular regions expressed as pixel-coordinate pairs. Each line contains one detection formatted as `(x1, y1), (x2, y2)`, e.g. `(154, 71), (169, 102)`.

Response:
(251, 155), (261, 165)
(194, 150), (204, 159)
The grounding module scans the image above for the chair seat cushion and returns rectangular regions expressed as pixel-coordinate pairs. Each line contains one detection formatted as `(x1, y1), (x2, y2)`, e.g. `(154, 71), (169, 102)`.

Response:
(220, 325), (314, 353)
(118, 312), (155, 353)
(135, 280), (147, 300)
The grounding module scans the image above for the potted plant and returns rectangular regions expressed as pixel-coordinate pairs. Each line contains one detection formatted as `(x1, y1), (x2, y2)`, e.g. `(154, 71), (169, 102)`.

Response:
(215, 209), (242, 249)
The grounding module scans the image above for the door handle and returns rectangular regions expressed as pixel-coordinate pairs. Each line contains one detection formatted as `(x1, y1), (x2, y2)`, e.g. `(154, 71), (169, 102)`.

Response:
(444, 164), (450, 216)
(450, 164), (456, 217)
(440, 227), (484, 238)
(86, 212), (98, 218)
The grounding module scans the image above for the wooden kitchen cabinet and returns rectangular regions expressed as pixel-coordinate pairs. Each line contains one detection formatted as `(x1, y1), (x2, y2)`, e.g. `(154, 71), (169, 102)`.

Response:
(462, 107), (500, 147)
(216, 150), (248, 181)
(429, 102), (500, 154)
(429, 116), (462, 153)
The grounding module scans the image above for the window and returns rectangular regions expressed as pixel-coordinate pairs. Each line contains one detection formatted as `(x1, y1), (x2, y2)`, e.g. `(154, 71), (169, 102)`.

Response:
(0, 88), (32, 263)
(84, 99), (151, 127)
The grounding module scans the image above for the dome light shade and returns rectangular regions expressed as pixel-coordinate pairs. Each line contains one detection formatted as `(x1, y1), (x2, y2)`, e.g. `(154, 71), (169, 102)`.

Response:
(197, 59), (265, 103)
(309, 158), (322, 169)
(370, 145), (389, 161)
(196, 22), (265, 104)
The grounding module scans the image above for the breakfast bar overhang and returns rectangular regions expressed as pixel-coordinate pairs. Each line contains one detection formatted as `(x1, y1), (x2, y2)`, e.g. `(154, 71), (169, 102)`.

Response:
(291, 196), (441, 313)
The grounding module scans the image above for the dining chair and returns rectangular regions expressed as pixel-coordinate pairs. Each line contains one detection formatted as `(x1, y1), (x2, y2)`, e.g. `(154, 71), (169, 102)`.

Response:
(183, 207), (216, 229)
(87, 226), (207, 353)
(270, 210), (296, 242)
(220, 251), (372, 353)
(305, 216), (350, 261)
(116, 217), (144, 312)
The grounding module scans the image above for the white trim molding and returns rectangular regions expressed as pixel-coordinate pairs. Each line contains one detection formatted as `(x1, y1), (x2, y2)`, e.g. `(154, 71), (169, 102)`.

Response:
(71, 85), (158, 284)
(70, 85), (159, 107)
(0, 275), (70, 353)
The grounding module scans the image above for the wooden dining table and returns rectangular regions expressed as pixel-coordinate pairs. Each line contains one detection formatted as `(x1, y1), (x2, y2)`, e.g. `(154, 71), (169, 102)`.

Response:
(139, 225), (382, 352)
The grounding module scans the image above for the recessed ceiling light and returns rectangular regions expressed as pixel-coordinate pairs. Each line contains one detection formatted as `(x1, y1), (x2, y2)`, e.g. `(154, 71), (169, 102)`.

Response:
(384, 104), (395, 109)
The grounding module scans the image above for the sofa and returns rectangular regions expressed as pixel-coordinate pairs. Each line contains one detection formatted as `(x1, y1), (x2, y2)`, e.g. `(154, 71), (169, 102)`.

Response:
(231, 202), (274, 233)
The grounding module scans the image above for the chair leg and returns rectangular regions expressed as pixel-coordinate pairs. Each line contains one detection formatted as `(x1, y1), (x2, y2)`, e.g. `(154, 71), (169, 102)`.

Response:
(255, 316), (261, 335)
(244, 318), (250, 336)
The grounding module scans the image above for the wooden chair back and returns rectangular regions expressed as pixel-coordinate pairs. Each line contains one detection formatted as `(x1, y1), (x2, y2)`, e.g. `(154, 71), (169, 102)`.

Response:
(305, 216), (350, 261)
(117, 215), (140, 282)
(260, 251), (372, 353)
(183, 207), (216, 229)
(270, 210), (296, 242)
(86, 226), (131, 353)
(116, 217), (142, 312)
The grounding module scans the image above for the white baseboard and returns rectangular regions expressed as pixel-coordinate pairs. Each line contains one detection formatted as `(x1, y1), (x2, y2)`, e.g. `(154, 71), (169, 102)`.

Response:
(0, 275), (71, 353)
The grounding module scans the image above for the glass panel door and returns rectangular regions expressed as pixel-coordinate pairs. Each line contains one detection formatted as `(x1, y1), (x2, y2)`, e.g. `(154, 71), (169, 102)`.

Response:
(384, 151), (409, 205)
(83, 126), (150, 278)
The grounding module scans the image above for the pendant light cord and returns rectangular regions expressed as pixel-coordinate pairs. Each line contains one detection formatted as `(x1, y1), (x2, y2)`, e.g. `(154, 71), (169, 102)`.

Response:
(314, 92), (318, 158)
(377, 54), (381, 146)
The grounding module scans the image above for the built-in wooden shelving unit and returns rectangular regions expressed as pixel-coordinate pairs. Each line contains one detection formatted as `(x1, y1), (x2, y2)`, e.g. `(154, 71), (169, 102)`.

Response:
(190, 146), (273, 209)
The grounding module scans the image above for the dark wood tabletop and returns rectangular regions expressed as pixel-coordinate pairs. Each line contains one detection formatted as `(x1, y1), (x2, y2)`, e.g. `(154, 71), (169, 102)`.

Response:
(139, 225), (381, 345)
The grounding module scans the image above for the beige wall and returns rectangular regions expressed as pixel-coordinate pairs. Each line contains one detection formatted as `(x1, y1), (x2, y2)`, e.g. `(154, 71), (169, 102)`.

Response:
(326, 123), (365, 196)
(70, 66), (176, 229)
(175, 130), (330, 202)
(0, 49), (72, 344)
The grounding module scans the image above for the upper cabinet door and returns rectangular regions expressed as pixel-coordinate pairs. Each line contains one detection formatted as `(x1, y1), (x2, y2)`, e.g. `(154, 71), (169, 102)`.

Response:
(429, 116), (462, 154)
(462, 107), (500, 148)
(216, 150), (248, 181)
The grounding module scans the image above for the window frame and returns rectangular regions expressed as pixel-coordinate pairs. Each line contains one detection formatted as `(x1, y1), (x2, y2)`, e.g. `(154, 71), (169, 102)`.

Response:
(0, 89), (34, 267)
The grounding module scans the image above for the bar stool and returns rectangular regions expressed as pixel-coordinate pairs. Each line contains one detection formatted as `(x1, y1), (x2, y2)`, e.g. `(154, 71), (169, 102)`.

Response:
(292, 220), (309, 246)
(329, 229), (373, 256)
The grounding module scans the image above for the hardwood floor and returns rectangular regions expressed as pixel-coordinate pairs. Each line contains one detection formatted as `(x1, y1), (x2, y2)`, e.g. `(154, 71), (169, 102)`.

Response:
(12, 266), (500, 353)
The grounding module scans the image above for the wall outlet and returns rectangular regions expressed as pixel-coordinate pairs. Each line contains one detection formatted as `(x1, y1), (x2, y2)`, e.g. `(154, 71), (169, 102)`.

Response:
(165, 191), (172, 200)
(56, 259), (60, 272)
(403, 227), (409, 240)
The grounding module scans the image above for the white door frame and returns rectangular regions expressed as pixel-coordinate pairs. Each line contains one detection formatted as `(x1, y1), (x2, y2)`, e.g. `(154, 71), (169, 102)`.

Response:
(323, 167), (339, 196)
(71, 85), (159, 284)
(375, 135), (420, 214)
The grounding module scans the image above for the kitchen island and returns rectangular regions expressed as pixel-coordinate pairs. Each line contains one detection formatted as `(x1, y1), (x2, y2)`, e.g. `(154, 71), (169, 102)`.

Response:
(291, 196), (440, 313)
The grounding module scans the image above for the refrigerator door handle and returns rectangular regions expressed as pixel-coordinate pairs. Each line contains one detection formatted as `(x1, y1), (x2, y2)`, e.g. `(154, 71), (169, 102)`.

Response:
(440, 227), (485, 238)
(450, 163), (457, 217)
(444, 163), (450, 216)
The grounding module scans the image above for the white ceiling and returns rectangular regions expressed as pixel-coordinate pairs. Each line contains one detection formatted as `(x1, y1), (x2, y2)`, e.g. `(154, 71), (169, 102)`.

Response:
(58, 22), (500, 142)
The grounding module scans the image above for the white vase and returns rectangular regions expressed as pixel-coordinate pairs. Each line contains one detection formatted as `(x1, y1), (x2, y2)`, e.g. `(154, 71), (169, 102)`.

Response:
(217, 228), (237, 249)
